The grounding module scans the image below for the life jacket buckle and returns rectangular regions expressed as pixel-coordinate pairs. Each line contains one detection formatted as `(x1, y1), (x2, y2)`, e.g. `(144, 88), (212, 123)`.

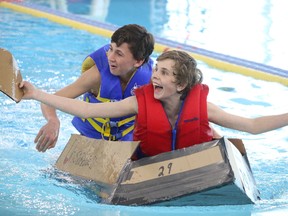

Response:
(104, 121), (118, 128)
(110, 132), (122, 141)
(109, 121), (118, 127)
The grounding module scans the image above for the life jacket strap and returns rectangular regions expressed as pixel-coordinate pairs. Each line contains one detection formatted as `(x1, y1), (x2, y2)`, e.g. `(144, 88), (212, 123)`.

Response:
(107, 124), (135, 141)
(100, 116), (135, 140)
(83, 116), (135, 140)
(82, 90), (135, 140)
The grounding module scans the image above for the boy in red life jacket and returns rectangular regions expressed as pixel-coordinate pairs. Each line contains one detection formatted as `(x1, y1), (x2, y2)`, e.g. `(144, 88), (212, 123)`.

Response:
(20, 50), (288, 159)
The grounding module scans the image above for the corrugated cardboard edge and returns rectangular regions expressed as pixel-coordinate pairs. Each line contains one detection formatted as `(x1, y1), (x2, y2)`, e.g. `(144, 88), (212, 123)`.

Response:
(223, 137), (260, 202)
(0, 48), (23, 103)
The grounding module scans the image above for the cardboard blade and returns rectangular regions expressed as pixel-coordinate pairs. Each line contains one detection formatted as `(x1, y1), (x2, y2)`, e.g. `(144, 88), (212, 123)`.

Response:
(0, 48), (24, 103)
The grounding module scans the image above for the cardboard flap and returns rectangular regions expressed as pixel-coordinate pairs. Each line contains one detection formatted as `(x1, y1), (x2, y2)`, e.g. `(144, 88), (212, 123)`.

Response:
(55, 134), (139, 184)
(228, 138), (246, 155)
(0, 48), (23, 103)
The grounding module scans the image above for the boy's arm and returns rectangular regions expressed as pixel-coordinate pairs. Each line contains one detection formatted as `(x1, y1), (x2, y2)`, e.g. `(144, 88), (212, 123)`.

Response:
(208, 102), (288, 134)
(32, 65), (101, 152)
(21, 80), (138, 119)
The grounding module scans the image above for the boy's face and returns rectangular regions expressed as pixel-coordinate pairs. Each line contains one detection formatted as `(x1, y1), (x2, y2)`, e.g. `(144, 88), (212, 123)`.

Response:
(152, 59), (184, 102)
(107, 42), (143, 77)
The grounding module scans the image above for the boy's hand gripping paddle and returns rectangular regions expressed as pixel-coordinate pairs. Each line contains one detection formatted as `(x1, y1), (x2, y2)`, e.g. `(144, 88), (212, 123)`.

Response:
(0, 48), (23, 103)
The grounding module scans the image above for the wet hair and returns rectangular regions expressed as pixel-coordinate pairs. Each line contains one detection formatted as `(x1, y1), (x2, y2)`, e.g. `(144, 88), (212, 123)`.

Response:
(111, 24), (155, 64)
(156, 50), (203, 100)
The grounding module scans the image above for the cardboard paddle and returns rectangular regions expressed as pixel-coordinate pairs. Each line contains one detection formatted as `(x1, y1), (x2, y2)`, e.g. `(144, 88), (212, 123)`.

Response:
(0, 48), (23, 103)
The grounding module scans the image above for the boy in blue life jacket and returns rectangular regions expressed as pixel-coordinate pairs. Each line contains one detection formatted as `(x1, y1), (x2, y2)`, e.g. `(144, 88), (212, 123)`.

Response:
(35, 24), (155, 152)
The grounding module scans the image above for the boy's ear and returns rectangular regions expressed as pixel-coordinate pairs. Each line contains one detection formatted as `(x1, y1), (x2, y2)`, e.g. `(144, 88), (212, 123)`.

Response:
(134, 59), (145, 68)
(176, 82), (187, 92)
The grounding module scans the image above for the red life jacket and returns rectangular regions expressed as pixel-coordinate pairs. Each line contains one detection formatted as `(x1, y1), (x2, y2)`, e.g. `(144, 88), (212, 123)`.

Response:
(134, 83), (213, 157)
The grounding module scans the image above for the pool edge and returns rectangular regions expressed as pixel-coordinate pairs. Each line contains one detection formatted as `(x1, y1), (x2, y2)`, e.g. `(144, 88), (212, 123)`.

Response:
(1, 1), (287, 86)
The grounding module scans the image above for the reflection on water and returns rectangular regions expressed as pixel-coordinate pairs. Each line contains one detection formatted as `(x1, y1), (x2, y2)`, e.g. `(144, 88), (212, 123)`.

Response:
(26, 0), (288, 69)
(48, 0), (110, 21)
(48, 0), (68, 13)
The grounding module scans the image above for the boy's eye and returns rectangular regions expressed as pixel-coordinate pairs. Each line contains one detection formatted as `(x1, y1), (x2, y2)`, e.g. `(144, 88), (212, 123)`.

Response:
(106, 47), (112, 55)
(116, 51), (124, 57)
(161, 69), (168, 75)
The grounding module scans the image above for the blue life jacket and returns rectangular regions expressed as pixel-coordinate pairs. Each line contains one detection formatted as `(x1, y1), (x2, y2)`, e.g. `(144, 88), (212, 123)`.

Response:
(72, 44), (153, 141)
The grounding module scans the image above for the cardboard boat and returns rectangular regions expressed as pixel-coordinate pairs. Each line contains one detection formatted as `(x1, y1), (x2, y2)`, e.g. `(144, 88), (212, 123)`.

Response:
(55, 134), (260, 206)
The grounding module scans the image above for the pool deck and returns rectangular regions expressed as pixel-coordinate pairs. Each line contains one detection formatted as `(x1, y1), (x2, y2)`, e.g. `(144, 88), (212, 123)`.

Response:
(1, 1), (288, 86)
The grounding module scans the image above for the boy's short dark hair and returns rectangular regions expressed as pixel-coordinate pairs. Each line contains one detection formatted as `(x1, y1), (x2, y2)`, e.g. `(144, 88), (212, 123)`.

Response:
(111, 24), (155, 64)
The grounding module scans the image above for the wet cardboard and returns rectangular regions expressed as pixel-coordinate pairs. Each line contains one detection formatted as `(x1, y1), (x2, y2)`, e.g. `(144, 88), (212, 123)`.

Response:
(55, 134), (260, 206)
(55, 134), (139, 185)
(0, 48), (23, 102)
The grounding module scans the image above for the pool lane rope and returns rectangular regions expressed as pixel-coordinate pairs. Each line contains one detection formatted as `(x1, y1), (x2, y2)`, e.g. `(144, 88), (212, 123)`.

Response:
(1, 1), (287, 86)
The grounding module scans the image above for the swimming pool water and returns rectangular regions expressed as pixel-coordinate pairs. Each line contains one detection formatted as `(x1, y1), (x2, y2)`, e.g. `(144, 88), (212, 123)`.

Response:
(24, 0), (288, 70)
(1, 4), (288, 216)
